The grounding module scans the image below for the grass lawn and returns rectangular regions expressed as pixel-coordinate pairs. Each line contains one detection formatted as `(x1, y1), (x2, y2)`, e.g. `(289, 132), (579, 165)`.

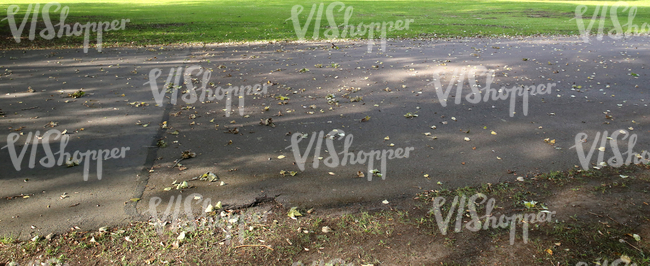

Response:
(1, 0), (650, 49)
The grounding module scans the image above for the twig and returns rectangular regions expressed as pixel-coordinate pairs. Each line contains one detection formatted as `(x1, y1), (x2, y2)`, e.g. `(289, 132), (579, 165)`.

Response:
(171, 158), (183, 168)
(621, 239), (643, 253)
(588, 211), (603, 218)
(606, 214), (623, 225)
(233, 244), (273, 251)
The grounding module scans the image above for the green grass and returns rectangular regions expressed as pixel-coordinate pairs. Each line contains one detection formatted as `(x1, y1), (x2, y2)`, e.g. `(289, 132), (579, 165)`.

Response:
(1, 0), (650, 50)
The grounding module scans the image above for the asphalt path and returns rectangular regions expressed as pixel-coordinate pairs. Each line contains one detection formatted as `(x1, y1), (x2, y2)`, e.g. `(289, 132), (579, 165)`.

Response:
(1, 36), (648, 239)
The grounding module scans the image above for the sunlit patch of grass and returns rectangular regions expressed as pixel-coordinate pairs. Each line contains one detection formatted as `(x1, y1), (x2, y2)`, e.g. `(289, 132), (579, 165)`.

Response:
(2, 0), (650, 49)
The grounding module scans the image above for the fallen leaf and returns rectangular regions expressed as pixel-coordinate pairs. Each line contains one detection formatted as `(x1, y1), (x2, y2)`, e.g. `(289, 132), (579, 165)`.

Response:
(181, 150), (196, 159)
(288, 207), (302, 219)
(620, 255), (631, 263)
(404, 112), (418, 118)
(175, 181), (189, 190)
(198, 172), (219, 182)
(524, 200), (537, 209)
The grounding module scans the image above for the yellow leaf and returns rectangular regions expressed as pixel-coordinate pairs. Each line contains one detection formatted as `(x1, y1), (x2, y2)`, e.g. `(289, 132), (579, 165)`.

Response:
(288, 207), (302, 219)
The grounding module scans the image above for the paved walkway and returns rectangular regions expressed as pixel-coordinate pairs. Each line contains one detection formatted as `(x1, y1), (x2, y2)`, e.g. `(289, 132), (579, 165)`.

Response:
(1, 36), (648, 239)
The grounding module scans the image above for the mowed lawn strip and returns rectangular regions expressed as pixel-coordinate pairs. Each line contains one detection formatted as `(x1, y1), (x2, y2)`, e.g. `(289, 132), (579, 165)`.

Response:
(1, 0), (650, 49)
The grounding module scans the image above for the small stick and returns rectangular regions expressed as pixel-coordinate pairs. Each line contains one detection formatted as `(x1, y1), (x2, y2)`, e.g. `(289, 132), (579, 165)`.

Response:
(606, 214), (623, 225)
(234, 244), (273, 251)
(171, 158), (183, 168)
(588, 211), (603, 217)
(621, 239), (643, 253)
